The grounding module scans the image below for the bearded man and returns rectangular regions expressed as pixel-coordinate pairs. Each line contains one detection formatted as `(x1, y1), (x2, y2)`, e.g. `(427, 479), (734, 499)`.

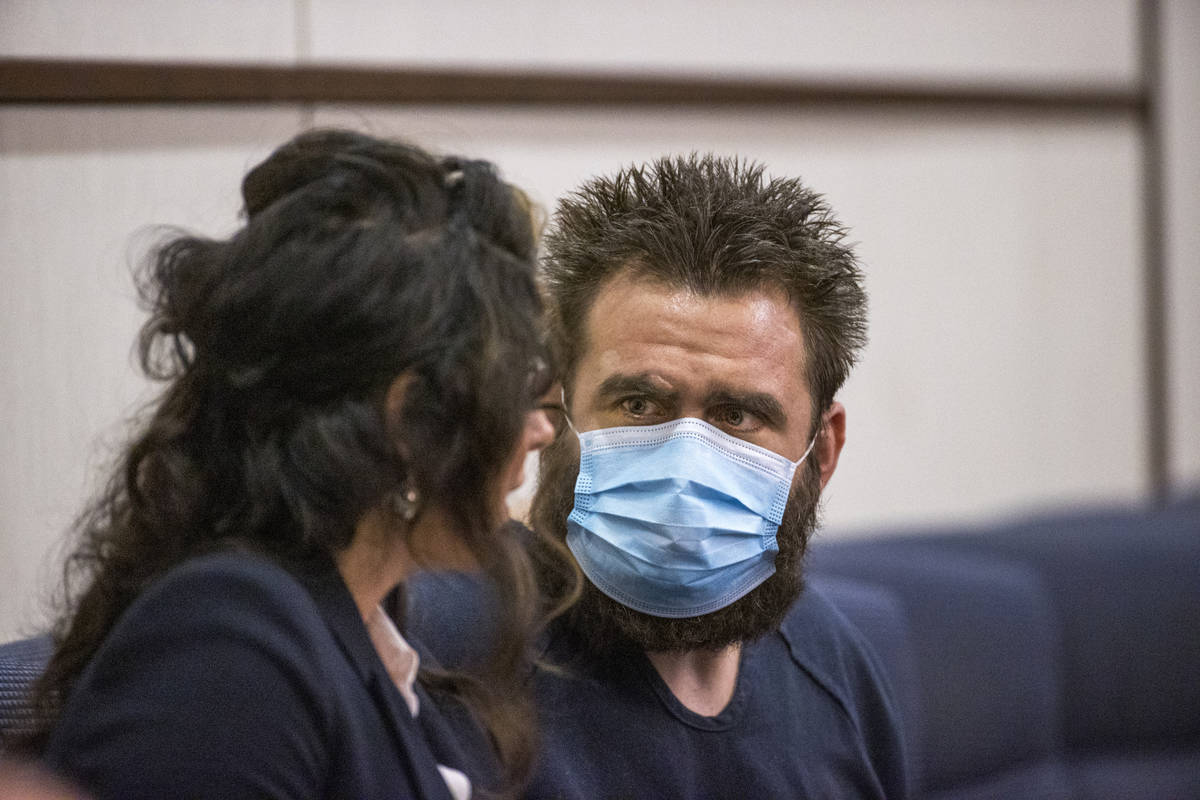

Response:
(522, 154), (909, 799)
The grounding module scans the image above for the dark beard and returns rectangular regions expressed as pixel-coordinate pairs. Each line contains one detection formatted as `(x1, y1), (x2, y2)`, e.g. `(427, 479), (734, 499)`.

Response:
(529, 432), (822, 655)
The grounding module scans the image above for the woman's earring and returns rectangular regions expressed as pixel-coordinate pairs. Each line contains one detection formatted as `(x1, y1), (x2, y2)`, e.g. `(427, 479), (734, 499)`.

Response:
(391, 485), (421, 522)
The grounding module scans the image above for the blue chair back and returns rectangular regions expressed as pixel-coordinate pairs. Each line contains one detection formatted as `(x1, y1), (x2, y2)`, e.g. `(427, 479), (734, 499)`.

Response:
(0, 634), (53, 752)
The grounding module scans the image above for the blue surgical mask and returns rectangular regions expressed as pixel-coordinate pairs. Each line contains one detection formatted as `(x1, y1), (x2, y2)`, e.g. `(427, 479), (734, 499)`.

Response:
(566, 417), (817, 618)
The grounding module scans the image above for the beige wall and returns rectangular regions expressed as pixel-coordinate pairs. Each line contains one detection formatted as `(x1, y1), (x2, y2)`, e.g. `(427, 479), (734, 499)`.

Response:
(2, 0), (1196, 640)
(0, 109), (306, 638)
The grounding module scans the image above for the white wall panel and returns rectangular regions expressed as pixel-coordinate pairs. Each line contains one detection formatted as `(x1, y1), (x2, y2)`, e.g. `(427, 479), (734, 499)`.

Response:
(3, 0), (1181, 641)
(310, 0), (1137, 84)
(315, 105), (1145, 533)
(1163, 0), (1200, 493)
(0, 0), (297, 61)
(0, 108), (303, 640)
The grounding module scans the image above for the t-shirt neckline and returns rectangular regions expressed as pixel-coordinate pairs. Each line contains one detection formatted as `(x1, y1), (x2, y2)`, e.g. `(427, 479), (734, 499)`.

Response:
(635, 642), (755, 732)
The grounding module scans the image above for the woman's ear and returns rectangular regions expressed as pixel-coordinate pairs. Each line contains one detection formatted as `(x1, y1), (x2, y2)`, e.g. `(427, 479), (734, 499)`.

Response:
(383, 372), (420, 469)
(384, 373), (416, 432)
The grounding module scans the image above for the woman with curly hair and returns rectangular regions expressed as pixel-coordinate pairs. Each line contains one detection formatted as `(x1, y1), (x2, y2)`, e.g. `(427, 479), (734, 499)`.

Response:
(25, 128), (567, 800)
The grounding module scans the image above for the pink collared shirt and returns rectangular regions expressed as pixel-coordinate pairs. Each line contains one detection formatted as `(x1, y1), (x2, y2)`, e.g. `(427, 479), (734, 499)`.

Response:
(365, 605), (472, 800)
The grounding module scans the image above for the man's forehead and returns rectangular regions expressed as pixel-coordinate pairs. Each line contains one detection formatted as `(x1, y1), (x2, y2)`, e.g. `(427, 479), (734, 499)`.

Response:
(585, 267), (799, 320)
(572, 271), (810, 405)
(578, 270), (805, 360)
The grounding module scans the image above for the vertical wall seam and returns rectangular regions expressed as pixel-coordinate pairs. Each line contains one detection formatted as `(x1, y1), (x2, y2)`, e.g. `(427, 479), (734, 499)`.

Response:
(295, 0), (315, 129)
(1139, 0), (1170, 503)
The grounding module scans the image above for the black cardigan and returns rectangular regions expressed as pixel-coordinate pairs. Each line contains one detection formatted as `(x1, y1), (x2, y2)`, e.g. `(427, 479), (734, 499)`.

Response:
(44, 552), (459, 800)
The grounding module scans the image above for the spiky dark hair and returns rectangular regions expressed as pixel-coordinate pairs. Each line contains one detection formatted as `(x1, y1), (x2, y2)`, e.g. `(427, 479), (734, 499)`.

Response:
(542, 154), (868, 417)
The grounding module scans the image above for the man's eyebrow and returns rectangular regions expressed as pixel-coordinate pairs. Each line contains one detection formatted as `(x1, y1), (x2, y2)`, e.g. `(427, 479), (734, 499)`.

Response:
(705, 388), (787, 427)
(594, 374), (677, 401)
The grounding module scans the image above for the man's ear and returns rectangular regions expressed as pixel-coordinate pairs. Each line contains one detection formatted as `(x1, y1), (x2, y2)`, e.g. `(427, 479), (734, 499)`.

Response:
(817, 401), (847, 490)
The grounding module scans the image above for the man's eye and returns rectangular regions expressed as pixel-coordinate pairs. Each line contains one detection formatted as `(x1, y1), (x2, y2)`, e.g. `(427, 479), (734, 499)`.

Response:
(716, 407), (758, 431)
(621, 397), (653, 417)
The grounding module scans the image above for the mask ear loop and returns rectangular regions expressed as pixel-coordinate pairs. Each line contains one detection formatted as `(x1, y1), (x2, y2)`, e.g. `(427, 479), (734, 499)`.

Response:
(795, 425), (821, 466)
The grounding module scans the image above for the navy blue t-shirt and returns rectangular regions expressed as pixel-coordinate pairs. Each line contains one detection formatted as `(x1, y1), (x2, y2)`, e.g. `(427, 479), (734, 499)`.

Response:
(525, 584), (910, 800)
(407, 571), (910, 800)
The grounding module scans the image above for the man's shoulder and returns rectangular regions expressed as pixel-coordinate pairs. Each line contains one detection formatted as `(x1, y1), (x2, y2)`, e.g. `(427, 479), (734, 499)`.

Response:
(769, 576), (914, 798)
(773, 577), (911, 726)
(777, 578), (898, 667)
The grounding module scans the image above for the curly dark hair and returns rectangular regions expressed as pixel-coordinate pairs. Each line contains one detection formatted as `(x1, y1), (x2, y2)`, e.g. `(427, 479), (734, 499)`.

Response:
(22, 128), (555, 791)
(541, 153), (868, 420)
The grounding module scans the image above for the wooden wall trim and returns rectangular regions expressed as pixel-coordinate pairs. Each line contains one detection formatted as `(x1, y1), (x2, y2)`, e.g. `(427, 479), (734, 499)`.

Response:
(0, 58), (1145, 111)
